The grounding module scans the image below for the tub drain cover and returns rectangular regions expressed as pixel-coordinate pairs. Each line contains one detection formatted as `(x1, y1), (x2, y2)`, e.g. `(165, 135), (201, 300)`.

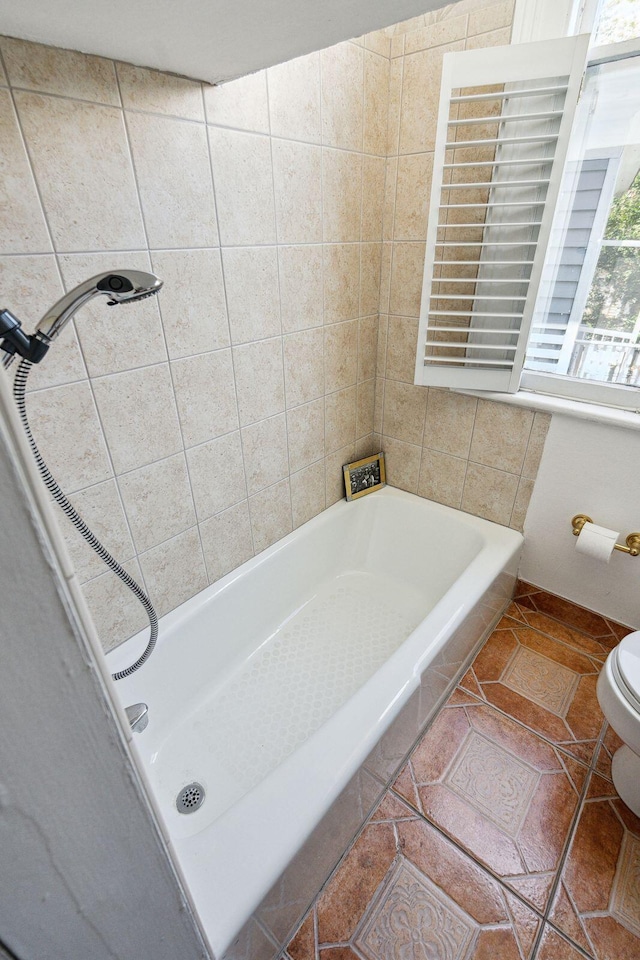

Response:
(176, 782), (205, 814)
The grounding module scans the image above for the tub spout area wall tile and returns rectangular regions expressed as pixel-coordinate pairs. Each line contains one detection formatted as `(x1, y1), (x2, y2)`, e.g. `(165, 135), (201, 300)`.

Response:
(0, 32), (385, 650)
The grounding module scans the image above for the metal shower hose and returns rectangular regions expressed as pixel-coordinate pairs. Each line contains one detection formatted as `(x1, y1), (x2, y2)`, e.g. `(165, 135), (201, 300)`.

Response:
(14, 358), (157, 680)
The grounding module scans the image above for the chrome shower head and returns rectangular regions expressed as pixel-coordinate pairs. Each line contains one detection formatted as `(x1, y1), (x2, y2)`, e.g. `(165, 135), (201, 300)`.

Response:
(35, 269), (163, 342)
(1, 269), (162, 370)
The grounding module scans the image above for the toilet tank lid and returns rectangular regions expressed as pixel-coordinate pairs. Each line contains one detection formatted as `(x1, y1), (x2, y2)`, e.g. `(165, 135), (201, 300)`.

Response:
(617, 631), (640, 698)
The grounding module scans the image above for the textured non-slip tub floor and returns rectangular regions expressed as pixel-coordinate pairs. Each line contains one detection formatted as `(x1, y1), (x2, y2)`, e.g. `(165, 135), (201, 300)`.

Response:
(283, 581), (640, 960)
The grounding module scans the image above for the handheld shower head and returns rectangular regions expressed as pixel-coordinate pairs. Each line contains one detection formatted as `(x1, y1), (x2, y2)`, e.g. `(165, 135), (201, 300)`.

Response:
(1, 269), (162, 369)
(36, 269), (163, 342)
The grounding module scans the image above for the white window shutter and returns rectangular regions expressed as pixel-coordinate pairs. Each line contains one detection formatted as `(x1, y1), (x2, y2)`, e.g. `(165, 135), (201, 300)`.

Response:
(414, 34), (591, 392)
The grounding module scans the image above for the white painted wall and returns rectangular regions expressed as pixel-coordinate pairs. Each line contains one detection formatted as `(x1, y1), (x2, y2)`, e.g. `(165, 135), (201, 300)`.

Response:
(520, 414), (640, 628)
(0, 369), (209, 958)
(0, 0), (450, 84)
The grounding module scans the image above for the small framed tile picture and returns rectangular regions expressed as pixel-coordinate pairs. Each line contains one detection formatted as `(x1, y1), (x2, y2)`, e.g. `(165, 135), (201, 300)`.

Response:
(343, 452), (386, 502)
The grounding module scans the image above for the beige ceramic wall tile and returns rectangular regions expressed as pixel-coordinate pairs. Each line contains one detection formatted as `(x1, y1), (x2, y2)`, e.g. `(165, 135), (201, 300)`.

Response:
(287, 398), (324, 472)
(0, 91), (51, 255)
(424, 388), (477, 459)
(118, 453), (196, 553)
(379, 245), (392, 314)
(92, 363), (182, 474)
(357, 379), (375, 438)
(232, 337), (285, 426)
(360, 243), (382, 318)
(272, 139), (322, 243)
(322, 148), (362, 243)
(381, 435), (421, 493)
(323, 244), (360, 324)
(385, 315), (419, 383)
(290, 463), (326, 528)
(376, 317), (388, 379)
(241, 413), (289, 496)
(278, 245), (324, 333)
(389, 243), (425, 318)
(382, 157), (398, 242)
(138, 527), (208, 617)
(383, 379), (428, 445)
(364, 51), (390, 156)
(27, 380), (112, 492)
(355, 435), (377, 459)
(249, 478), (293, 552)
(361, 155), (386, 241)
(57, 251), (167, 377)
(510, 477), (534, 532)
(465, 28), (511, 49)
(404, 13), (469, 54)
(171, 350), (238, 447)
(15, 92), (146, 252)
(126, 111), (218, 249)
(522, 412), (551, 480)
(152, 248), (230, 358)
(469, 398), (534, 473)
(325, 385), (356, 454)
(395, 154), (433, 241)
(0, 254), (87, 390)
(199, 500), (254, 582)
(364, 31), (391, 58)
(390, 35), (406, 59)
(186, 430), (247, 521)
(222, 246), (281, 344)
(63, 479), (134, 582)
(82, 558), (147, 650)
(461, 461), (519, 525)
(358, 316), (378, 382)
(325, 443), (355, 506)
(399, 43), (464, 155)
(386, 58), (403, 155)
(374, 377), (385, 434)
(116, 62), (203, 120)
(325, 321), (358, 394)
(468, 0), (514, 35)
(1, 38), (119, 105)
(417, 447), (466, 508)
(283, 327), (324, 408)
(321, 42), (364, 152)
(203, 70), (269, 132)
(208, 127), (276, 246)
(267, 51), (321, 143)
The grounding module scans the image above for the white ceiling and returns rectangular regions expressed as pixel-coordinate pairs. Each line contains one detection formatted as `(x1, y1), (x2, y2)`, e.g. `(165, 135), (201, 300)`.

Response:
(0, 0), (450, 84)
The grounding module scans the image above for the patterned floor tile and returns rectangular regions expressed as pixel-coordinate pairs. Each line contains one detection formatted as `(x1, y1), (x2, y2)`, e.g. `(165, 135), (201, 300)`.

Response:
(549, 756), (640, 960)
(391, 693), (586, 913)
(534, 925), (592, 959)
(514, 581), (630, 646)
(462, 614), (605, 764)
(286, 791), (542, 960)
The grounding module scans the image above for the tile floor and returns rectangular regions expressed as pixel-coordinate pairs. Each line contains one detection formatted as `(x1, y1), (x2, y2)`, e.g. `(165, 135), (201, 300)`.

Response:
(283, 581), (639, 960)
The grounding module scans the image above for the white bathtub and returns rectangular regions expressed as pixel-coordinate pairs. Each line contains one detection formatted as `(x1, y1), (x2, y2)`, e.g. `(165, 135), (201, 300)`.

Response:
(108, 487), (522, 957)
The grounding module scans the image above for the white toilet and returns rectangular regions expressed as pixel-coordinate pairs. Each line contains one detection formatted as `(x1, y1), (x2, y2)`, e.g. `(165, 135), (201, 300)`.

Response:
(597, 630), (640, 816)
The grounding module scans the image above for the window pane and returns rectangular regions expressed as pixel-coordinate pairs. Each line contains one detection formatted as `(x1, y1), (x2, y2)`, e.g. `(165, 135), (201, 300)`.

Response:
(594, 0), (640, 45)
(524, 54), (640, 403)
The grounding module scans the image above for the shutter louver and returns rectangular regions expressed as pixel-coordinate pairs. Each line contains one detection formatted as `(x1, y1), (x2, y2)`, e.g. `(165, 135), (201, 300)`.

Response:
(414, 34), (590, 392)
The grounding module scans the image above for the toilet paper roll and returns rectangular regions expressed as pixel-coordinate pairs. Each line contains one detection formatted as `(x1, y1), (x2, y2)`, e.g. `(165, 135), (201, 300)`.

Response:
(575, 521), (620, 563)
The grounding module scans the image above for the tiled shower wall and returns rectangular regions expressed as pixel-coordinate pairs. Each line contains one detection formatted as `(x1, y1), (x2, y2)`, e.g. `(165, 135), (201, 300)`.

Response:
(0, 1), (553, 652)
(374, 0), (552, 531)
(0, 33), (390, 648)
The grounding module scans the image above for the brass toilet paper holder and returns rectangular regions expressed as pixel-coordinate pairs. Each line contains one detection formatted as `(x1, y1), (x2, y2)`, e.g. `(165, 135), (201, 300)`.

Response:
(571, 514), (640, 557)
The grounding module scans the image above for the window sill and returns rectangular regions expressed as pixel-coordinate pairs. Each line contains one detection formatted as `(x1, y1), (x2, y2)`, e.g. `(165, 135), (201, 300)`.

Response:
(459, 388), (640, 431)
